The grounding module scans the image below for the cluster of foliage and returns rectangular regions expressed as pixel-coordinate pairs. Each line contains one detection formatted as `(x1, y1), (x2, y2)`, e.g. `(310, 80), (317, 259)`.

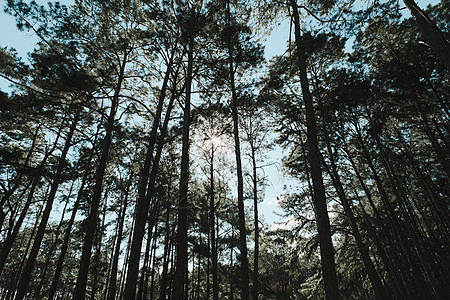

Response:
(0, 0), (448, 299)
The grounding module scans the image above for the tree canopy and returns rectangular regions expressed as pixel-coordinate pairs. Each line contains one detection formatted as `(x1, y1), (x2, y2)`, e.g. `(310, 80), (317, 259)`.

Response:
(0, 0), (448, 299)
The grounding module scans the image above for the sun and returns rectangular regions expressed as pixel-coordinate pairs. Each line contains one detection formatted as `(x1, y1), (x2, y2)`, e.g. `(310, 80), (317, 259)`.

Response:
(210, 136), (223, 148)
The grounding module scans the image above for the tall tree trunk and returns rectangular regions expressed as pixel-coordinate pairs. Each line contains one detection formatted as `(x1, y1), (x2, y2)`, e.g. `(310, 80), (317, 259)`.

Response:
(124, 48), (176, 299)
(172, 40), (194, 300)
(148, 228), (158, 300)
(207, 217), (211, 300)
(402, 0), (450, 70)
(288, 1), (339, 298)
(0, 122), (63, 275)
(159, 197), (172, 300)
(137, 201), (160, 300)
(119, 217), (136, 300)
(167, 225), (177, 297)
(209, 146), (218, 300)
(226, 3), (250, 298)
(250, 141), (259, 300)
(5, 204), (44, 300)
(230, 228), (235, 300)
(91, 190), (109, 300)
(36, 181), (74, 298)
(195, 231), (201, 300)
(321, 145), (387, 299)
(74, 52), (127, 299)
(0, 125), (40, 231)
(0, 169), (40, 275)
(15, 113), (79, 300)
(107, 171), (133, 300)
(229, 49), (250, 300)
(314, 89), (386, 299)
(47, 123), (100, 300)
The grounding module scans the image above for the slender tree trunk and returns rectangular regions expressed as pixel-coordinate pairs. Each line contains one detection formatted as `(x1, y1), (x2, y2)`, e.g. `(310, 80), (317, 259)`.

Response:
(402, 0), (450, 70)
(321, 147), (387, 299)
(119, 217), (136, 300)
(172, 40), (194, 300)
(0, 122), (63, 275)
(159, 199), (172, 300)
(5, 204), (44, 300)
(250, 142), (259, 300)
(47, 124), (100, 300)
(195, 232), (201, 300)
(288, 1), (339, 298)
(207, 220), (211, 300)
(75, 52), (127, 299)
(230, 229), (235, 300)
(138, 201), (160, 300)
(36, 181), (74, 298)
(148, 229), (158, 300)
(226, 6), (250, 297)
(230, 57), (250, 300)
(0, 125), (40, 231)
(15, 113), (79, 300)
(91, 190), (109, 300)
(107, 171), (133, 300)
(0, 172), (40, 275)
(210, 146), (218, 300)
(314, 91), (386, 299)
(168, 225), (177, 297)
(124, 48), (176, 299)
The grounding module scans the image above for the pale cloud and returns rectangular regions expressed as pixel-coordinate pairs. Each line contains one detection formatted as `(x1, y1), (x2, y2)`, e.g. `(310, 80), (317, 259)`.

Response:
(269, 217), (296, 231)
(263, 197), (279, 206)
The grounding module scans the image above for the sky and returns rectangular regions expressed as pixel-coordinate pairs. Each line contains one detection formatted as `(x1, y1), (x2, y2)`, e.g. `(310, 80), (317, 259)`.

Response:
(0, 0), (441, 228)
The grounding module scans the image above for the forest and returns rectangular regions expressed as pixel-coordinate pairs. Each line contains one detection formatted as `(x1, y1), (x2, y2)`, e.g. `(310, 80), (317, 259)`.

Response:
(0, 0), (448, 299)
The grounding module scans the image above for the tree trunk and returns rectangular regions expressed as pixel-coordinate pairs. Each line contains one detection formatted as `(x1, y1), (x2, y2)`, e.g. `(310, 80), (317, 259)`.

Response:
(47, 124), (100, 300)
(226, 3), (250, 297)
(119, 217), (136, 300)
(0, 125), (40, 231)
(0, 123), (62, 275)
(148, 229), (158, 300)
(124, 48), (176, 299)
(137, 201), (160, 300)
(250, 142), (259, 300)
(288, 1), (339, 298)
(172, 40), (194, 300)
(210, 146), (219, 300)
(74, 52), (127, 299)
(5, 204), (44, 300)
(15, 113), (79, 300)
(91, 190), (109, 300)
(230, 48), (250, 300)
(322, 146), (387, 299)
(36, 181), (74, 298)
(0, 172), (39, 276)
(159, 197), (172, 300)
(402, 0), (450, 70)
(230, 229), (235, 300)
(107, 171), (133, 300)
